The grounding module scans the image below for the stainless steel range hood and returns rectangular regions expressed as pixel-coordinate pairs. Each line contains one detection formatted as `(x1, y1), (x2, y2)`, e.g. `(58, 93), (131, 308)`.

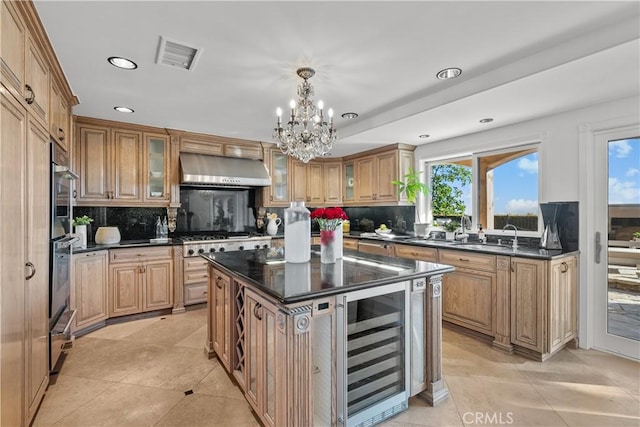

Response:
(180, 153), (271, 188)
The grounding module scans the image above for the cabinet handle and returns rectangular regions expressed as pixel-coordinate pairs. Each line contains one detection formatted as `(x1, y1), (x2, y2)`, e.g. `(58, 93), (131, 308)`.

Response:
(253, 303), (262, 320)
(270, 195), (273, 201)
(560, 262), (568, 273)
(216, 276), (223, 289)
(25, 84), (35, 105)
(511, 262), (515, 272)
(73, 189), (77, 198)
(458, 258), (470, 262)
(25, 262), (36, 280)
(58, 128), (65, 142)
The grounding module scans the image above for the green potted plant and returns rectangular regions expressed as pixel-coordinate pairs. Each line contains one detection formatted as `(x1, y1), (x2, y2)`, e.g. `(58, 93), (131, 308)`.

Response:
(442, 219), (459, 241)
(72, 215), (93, 248)
(633, 231), (640, 242)
(392, 167), (430, 236)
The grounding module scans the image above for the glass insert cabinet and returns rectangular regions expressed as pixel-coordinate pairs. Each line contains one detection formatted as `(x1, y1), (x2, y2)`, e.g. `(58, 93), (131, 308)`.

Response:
(144, 134), (169, 202)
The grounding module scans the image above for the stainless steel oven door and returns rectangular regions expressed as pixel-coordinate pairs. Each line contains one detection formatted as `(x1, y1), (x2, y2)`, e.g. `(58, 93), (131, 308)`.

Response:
(49, 236), (76, 328)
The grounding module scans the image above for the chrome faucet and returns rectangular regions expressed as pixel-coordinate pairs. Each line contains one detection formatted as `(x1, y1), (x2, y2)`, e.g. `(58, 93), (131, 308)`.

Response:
(457, 215), (470, 242)
(503, 224), (518, 248)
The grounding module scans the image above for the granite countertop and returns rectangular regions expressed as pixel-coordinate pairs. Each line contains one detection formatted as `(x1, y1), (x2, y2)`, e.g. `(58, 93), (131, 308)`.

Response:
(350, 234), (577, 260)
(72, 239), (177, 254)
(202, 247), (454, 304)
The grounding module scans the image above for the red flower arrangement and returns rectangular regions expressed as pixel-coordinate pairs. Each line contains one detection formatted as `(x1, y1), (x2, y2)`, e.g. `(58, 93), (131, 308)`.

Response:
(310, 207), (348, 231)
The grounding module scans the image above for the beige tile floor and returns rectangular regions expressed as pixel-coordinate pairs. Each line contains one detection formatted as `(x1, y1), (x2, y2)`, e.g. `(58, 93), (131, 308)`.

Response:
(34, 307), (640, 427)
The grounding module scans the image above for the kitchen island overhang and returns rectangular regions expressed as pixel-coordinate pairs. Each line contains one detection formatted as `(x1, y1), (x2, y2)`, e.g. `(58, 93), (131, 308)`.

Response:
(202, 247), (454, 427)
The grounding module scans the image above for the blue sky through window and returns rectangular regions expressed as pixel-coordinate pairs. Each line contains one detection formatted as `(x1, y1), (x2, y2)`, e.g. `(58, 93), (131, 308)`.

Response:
(493, 152), (538, 214)
(609, 138), (640, 205)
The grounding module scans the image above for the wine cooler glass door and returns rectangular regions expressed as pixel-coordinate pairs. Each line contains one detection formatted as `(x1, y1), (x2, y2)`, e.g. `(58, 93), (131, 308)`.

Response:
(337, 281), (410, 427)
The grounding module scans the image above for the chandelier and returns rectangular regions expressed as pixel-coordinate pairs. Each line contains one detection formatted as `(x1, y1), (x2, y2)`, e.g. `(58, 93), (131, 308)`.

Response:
(273, 67), (337, 163)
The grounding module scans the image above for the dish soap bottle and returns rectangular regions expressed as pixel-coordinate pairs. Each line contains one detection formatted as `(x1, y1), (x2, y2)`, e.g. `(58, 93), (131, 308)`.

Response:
(478, 225), (486, 243)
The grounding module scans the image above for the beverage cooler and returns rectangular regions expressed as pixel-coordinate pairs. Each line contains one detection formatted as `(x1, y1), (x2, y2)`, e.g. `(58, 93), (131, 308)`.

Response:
(336, 281), (410, 427)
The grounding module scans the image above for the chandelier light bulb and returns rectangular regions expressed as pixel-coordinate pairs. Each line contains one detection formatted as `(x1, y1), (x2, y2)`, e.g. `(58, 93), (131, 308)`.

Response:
(289, 99), (296, 109)
(318, 100), (324, 110)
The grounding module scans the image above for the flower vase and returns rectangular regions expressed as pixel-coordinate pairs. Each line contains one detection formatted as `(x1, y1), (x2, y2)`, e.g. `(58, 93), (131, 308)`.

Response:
(75, 224), (87, 248)
(320, 230), (337, 264)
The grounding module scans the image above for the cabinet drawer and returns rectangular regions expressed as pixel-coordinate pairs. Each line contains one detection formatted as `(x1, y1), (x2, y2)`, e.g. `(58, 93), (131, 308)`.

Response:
(185, 268), (209, 285)
(110, 246), (173, 263)
(343, 237), (358, 250)
(184, 257), (209, 271)
(358, 241), (395, 257)
(184, 283), (208, 305)
(438, 249), (496, 272)
(395, 244), (437, 262)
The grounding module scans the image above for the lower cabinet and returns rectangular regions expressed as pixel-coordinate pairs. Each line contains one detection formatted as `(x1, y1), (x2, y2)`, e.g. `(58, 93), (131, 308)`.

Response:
(510, 254), (578, 359)
(208, 266), (232, 371)
(245, 288), (282, 427)
(184, 257), (209, 305)
(109, 247), (173, 317)
(394, 244), (437, 261)
(441, 268), (496, 336)
(71, 250), (108, 333)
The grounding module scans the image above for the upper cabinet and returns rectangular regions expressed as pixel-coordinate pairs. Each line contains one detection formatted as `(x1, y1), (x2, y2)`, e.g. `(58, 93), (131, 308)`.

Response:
(24, 35), (49, 128)
(261, 147), (290, 207)
(345, 144), (415, 205)
(1, 1), (76, 150)
(74, 117), (171, 206)
(1, 0), (26, 104)
(49, 78), (70, 152)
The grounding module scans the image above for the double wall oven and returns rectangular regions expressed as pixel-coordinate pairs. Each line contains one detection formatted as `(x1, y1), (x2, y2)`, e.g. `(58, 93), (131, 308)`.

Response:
(49, 143), (77, 370)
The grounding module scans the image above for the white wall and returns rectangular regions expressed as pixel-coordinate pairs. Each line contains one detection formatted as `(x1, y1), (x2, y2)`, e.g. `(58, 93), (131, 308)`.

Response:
(414, 95), (640, 349)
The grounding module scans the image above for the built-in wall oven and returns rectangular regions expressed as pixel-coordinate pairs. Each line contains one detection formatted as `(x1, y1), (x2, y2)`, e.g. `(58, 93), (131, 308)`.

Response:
(49, 143), (77, 370)
(336, 281), (410, 427)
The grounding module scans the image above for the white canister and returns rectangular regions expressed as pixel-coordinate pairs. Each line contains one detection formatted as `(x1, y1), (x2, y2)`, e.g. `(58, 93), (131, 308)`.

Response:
(75, 224), (87, 248)
(284, 201), (310, 263)
(95, 227), (121, 245)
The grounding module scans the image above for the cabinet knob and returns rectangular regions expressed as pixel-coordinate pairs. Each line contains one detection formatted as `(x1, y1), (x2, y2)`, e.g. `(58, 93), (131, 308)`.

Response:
(560, 262), (568, 273)
(24, 84), (35, 105)
(58, 128), (65, 142)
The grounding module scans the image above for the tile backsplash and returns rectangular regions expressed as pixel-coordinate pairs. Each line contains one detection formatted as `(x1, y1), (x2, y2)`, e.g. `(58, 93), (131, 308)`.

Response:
(72, 207), (167, 242)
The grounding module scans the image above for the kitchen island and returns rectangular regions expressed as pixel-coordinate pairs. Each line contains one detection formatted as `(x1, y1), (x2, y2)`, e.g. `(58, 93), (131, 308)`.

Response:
(202, 247), (454, 427)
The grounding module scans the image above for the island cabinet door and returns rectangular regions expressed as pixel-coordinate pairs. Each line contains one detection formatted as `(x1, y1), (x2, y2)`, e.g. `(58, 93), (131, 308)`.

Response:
(72, 251), (108, 332)
(211, 269), (232, 372)
(244, 289), (281, 427)
(441, 268), (496, 336)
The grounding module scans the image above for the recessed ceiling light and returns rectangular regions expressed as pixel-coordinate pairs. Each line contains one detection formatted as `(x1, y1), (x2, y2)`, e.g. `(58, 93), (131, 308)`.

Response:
(479, 118), (493, 123)
(341, 112), (359, 119)
(114, 106), (134, 113)
(436, 67), (462, 80)
(419, 134), (430, 138)
(108, 57), (137, 70)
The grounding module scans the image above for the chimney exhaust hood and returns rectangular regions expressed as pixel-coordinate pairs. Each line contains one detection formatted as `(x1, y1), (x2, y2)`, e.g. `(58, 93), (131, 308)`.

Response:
(180, 153), (271, 188)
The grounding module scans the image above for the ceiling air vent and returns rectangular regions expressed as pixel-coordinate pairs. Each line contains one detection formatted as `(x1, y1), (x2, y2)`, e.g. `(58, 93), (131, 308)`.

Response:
(156, 36), (201, 71)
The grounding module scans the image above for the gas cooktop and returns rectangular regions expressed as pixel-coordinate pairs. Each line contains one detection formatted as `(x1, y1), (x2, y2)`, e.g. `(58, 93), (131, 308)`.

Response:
(174, 231), (265, 243)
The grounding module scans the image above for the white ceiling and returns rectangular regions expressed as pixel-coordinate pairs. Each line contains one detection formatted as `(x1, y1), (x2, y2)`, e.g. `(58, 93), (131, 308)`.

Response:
(34, 1), (640, 157)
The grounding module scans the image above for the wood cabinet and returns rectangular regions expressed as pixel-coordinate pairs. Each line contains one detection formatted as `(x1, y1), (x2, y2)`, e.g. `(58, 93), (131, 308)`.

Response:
(343, 237), (359, 250)
(291, 160), (325, 204)
(71, 251), (108, 333)
(1, 84), (52, 426)
(510, 255), (578, 360)
(261, 148), (290, 206)
(75, 118), (172, 206)
(25, 35), (49, 128)
(357, 240), (396, 256)
(1, 0), (26, 102)
(323, 161), (342, 204)
(184, 257), (209, 305)
(439, 249), (497, 336)
(109, 247), (173, 317)
(548, 255), (578, 354)
(143, 133), (170, 203)
(395, 244), (438, 261)
(344, 145), (414, 205)
(49, 78), (70, 151)
(208, 267), (232, 371)
(245, 288), (282, 427)
(1, 2), (76, 424)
